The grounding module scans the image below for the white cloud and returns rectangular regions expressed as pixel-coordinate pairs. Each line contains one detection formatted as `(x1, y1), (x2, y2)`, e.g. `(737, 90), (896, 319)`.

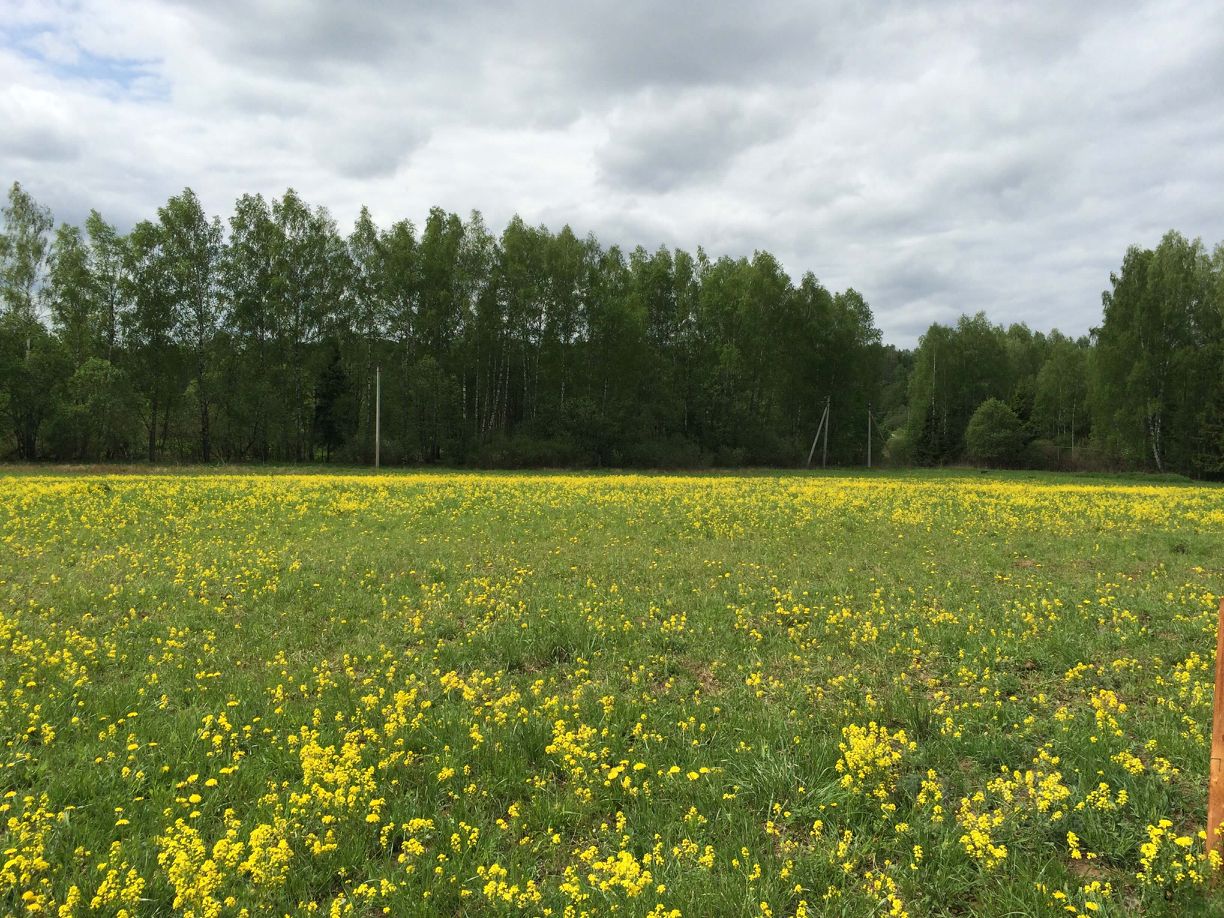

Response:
(1, 0), (1222, 344)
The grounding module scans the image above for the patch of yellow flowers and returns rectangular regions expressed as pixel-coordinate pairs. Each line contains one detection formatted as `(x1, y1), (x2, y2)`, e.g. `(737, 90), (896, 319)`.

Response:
(0, 471), (1222, 915)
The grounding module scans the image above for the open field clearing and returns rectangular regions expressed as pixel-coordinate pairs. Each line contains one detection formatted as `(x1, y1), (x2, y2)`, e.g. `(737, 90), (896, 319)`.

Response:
(2, 471), (1224, 917)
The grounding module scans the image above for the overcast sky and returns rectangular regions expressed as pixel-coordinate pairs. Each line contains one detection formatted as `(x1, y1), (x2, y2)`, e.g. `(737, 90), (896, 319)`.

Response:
(3, 1), (1223, 345)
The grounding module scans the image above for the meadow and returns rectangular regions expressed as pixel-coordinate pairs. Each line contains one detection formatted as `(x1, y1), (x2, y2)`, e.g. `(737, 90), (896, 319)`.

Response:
(2, 470), (1223, 917)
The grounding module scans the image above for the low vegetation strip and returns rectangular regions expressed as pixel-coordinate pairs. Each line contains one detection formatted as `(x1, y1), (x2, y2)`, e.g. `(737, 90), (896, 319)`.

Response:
(1, 471), (1222, 915)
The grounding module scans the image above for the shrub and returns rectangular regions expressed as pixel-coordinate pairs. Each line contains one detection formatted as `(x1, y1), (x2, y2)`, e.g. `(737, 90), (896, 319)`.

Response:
(965, 398), (1026, 467)
(1023, 438), (1061, 470)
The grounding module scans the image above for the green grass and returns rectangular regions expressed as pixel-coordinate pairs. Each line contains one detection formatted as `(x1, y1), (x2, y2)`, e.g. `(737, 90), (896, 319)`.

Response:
(1, 469), (1222, 916)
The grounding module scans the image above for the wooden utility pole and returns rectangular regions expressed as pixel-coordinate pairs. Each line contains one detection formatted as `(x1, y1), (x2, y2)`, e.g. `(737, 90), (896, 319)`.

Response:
(1210, 595), (1224, 872)
(374, 365), (381, 469)
(806, 399), (829, 469)
(867, 402), (872, 469)
(822, 396), (830, 469)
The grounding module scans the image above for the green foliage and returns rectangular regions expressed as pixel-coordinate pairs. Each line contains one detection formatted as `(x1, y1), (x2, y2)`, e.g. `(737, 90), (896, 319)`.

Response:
(0, 181), (899, 465)
(313, 342), (357, 461)
(964, 398), (1026, 466)
(0, 181), (53, 321)
(45, 358), (139, 460)
(905, 315), (1018, 464)
(3, 178), (1224, 476)
(1033, 332), (1088, 450)
(0, 313), (67, 458)
(1091, 232), (1224, 475)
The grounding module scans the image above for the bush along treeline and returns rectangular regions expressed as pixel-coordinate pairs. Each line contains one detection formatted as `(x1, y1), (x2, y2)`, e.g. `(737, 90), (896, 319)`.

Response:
(1, 180), (1222, 474)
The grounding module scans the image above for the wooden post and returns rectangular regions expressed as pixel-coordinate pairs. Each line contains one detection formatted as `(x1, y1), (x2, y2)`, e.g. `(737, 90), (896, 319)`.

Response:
(1210, 595), (1224, 871)
(806, 401), (828, 469)
(867, 402), (872, 469)
(374, 365), (381, 469)
(822, 396), (830, 469)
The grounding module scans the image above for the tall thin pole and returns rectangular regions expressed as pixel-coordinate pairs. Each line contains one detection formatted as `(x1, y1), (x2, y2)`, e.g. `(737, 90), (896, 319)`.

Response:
(822, 396), (830, 469)
(1209, 595), (1224, 874)
(806, 402), (827, 469)
(374, 365), (381, 469)
(867, 402), (872, 469)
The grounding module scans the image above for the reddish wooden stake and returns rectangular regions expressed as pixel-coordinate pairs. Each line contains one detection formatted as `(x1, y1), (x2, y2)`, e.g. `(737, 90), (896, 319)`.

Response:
(1210, 595), (1224, 877)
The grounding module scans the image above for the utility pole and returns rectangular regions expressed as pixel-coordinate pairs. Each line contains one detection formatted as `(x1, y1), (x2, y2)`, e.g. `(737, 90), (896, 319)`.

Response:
(822, 396), (830, 469)
(374, 365), (381, 469)
(806, 398), (829, 469)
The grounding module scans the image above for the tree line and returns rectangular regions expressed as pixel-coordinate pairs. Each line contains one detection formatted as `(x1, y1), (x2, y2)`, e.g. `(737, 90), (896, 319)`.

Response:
(1, 181), (1221, 475)
(894, 230), (1224, 477)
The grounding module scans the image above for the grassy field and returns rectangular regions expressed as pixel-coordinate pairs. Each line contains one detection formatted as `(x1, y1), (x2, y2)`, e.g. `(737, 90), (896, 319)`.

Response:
(2, 470), (1223, 917)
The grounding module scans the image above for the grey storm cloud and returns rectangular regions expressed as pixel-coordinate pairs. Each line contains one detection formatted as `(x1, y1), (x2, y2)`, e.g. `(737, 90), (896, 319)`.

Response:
(2, 0), (1223, 345)
(597, 91), (792, 193)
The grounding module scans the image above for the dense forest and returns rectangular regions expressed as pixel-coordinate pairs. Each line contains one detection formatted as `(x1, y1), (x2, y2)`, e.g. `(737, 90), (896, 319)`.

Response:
(1, 181), (1222, 475)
